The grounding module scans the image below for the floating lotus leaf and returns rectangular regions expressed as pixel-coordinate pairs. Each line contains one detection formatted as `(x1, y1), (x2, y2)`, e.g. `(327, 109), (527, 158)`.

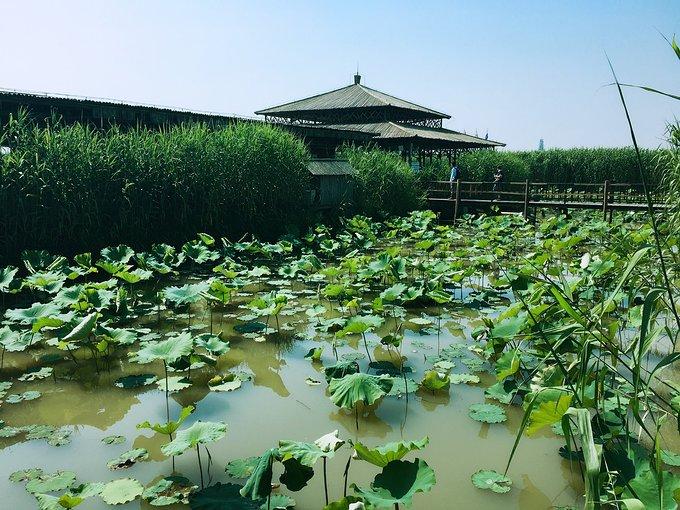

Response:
(35, 493), (82, 510)
(102, 435), (126, 445)
(353, 437), (429, 467)
(322, 496), (365, 510)
(352, 458), (435, 508)
(226, 456), (260, 478)
(432, 360), (455, 372)
(208, 373), (242, 392)
(18, 367), (53, 381)
(161, 421), (227, 457)
(46, 428), (72, 446)
(142, 475), (197, 506)
(9, 468), (43, 482)
(305, 377), (322, 386)
(100, 478), (143, 505)
(240, 448), (279, 500)
(26, 471), (76, 494)
(471, 469), (512, 493)
(468, 403), (507, 424)
(450, 373), (480, 384)
(234, 321), (267, 334)
(387, 377), (418, 396)
(262, 493), (296, 509)
(6, 390), (41, 403)
(131, 332), (193, 364)
(190, 482), (260, 510)
(114, 374), (157, 389)
(23, 424), (55, 439)
(157, 376), (192, 393)
(328, 373), (393, 410)
(107, 448), (149, 470)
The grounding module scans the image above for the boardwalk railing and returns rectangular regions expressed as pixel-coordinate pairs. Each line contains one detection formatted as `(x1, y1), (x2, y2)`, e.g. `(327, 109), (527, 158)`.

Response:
(427, 180), (667, 223)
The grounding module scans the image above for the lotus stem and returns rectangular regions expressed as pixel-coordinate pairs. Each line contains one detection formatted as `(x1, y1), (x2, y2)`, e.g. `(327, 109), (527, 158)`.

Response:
(355, 406), (359, 431)
(361, 332), (372, 363)
(343, 454), (352, 497)
(196, 444), (204, 489)
(323, 457), (329, 505)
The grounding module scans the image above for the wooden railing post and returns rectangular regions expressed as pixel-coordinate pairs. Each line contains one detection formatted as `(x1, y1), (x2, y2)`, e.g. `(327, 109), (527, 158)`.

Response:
(602, 180), (610, 221)
(523, 180), (530, 220)
(453, 179), (461, 225)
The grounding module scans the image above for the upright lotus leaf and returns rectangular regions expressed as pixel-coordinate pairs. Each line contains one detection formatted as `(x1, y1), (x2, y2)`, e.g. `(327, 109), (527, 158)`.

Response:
(279, 431), (345, 467)
(353, 437), (429, 467)
(161, 421), (227, 457)
(420, 371), (450, 392)
(204, 279), (235, 305)
(495, 349), (520, 381)
(26, 471), (77, 494)
(226, 456), (261, 479)
(62, 313), (98, 342)
(142, 476), (197, 506)
(526, 395), (572, 436)
(324, 360), (360, 382)
(471, 469), (513, 493)
(0, 326), (35, 352)
(115, 268), (153, 284)
(623, 467), (680, 510)
(195, 333), (230, 355)
(328, 373), (393, 410)
(380, 283), (407, 303)
(315, 430), (345, 454)
(240, 448), (279, 500)
(191, 483), (260, 510)
(351, 458), (435, 508)
(279, 457), (314, 492)
(490, 314), (527, 340)
(131, 332), (193, 364)
(100, 478), (144, 505)
(101, 245), (135, 264)
(5, 302), (62, 327)
(0, 265), (19, 292)
(164, 282), (210, 306)
(341, 315), (384, 335)
(304, 347), (323, 362)
(24, 271), (67, 294)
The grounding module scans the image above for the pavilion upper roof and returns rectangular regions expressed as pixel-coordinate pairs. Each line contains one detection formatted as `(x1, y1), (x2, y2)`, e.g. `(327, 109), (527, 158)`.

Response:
(255, 75), (450, 124)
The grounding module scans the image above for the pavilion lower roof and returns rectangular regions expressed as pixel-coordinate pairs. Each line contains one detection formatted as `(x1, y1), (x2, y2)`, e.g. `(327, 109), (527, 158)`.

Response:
(324, 122), (504, 149)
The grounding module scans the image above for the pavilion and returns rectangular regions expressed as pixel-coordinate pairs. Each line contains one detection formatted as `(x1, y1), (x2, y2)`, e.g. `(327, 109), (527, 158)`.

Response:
(256, 74), (504, 165)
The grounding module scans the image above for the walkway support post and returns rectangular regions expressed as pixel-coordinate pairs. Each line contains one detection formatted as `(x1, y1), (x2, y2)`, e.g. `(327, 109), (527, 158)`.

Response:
(522, 180), (530, 219)
(602, 180), (610, 221)
(453, 179), (461, 225)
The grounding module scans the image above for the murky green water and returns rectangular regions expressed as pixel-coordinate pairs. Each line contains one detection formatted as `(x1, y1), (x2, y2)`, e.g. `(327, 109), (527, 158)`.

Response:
(0, 278), (581, 510)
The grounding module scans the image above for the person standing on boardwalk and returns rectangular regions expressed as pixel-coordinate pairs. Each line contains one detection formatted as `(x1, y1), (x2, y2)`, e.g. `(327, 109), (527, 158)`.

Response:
(449, 164), (460, 198)
(492, 167), (503, 200)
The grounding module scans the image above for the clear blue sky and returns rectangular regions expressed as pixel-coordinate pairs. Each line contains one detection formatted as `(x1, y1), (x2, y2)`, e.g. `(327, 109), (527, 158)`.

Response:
(2, 0), (679, 149)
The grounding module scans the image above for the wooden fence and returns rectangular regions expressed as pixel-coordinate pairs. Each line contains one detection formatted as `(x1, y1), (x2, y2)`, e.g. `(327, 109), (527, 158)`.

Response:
(427, 180), (667, 223)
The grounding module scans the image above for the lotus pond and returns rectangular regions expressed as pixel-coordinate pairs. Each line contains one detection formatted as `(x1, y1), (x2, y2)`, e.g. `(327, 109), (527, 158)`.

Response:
(0, 211), (678, 510)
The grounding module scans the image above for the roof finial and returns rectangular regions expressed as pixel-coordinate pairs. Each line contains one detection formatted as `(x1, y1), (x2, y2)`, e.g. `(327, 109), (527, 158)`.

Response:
(354, 63), (361, 85)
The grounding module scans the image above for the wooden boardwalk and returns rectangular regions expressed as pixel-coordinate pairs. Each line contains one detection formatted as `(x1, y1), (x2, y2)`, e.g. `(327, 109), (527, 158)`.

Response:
(427, 180), (667, 223)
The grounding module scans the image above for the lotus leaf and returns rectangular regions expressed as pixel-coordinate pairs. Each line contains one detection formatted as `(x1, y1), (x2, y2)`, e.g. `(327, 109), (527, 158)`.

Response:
(353, 437), (429, 467)
(240, 448), (279, 500)
(107, 448), (149, 470)
(142, 476), (197, 506)
(468, 403), (507, 424)
(100, 478), (143, 505)
(351, 458), (435, 508)
(262, 493), (296, 509)
(471, 469), (512, 493)
(161, 421), (227, 456)
(191, 483), (260, 510)
(226, 456), (260, 478)
(420, 371), (450, 392)
(26, 471), (76, 494)
(131, 332), (193, 364)
(328, 373), (393, 409)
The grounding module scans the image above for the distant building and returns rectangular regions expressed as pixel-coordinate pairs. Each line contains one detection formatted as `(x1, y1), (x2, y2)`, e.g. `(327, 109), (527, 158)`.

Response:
(538, 138), (545, 151)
